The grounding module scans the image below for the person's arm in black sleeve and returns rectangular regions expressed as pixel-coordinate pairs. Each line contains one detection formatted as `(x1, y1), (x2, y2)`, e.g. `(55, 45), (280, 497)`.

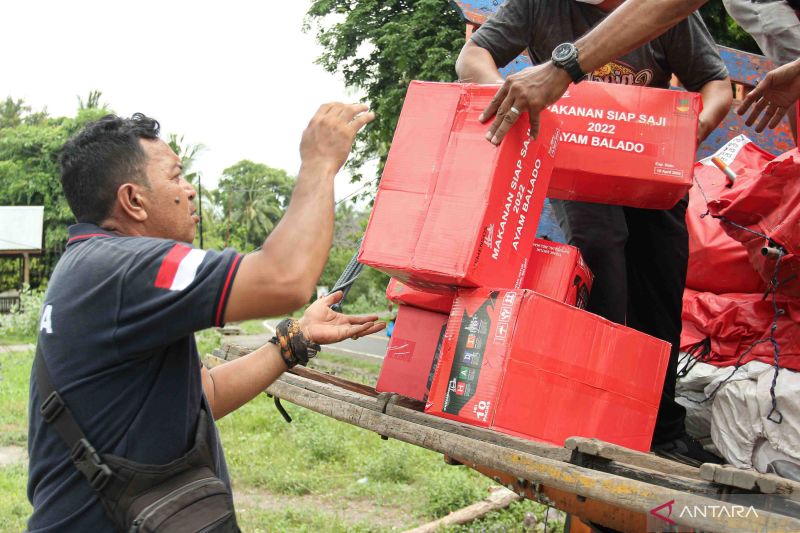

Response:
(456, 0), (534, 84)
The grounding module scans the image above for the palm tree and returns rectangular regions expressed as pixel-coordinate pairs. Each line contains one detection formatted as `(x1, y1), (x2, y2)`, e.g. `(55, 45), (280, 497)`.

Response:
(217, 161), (295, 251)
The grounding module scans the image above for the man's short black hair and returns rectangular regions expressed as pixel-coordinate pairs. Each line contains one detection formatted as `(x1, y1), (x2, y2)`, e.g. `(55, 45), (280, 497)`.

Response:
(59, 113), (161, 223)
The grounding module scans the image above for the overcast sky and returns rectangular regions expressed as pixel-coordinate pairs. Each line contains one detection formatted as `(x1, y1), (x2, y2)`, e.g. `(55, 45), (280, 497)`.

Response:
(2, 0), (370, 200)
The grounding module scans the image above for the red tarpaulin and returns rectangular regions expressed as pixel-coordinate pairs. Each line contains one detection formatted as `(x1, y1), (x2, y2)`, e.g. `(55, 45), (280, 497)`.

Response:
(687, 136), (773, 294)
(681, 289), (800, 372)
(708, 149), (800, 297)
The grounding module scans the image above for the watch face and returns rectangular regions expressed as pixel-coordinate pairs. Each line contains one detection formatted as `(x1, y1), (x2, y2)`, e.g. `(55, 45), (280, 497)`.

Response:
(553, 43), (575, 63)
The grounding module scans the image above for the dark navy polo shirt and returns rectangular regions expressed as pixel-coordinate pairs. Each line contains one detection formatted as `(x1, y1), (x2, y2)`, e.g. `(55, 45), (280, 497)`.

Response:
(27, 223), (243, 532)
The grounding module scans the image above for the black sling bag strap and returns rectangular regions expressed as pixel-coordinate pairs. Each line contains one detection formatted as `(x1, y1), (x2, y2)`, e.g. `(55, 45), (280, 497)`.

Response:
(34, 345), (113, 491)
(33, 347), (239, 532)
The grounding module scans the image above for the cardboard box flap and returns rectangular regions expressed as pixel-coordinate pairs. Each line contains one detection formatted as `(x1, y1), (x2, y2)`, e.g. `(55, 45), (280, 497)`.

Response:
(412, 85), (520, 281)
(379, 81), (463, 193)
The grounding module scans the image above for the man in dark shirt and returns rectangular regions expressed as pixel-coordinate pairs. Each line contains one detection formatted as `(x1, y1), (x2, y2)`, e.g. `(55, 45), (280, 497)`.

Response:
(475, 0), (798, 143)
(27, 105), (383, 531)
(457, 0), (731, 465)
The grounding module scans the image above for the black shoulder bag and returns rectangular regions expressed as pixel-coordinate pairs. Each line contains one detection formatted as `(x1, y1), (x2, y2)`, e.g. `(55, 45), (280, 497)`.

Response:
(34, 347), (239, 532)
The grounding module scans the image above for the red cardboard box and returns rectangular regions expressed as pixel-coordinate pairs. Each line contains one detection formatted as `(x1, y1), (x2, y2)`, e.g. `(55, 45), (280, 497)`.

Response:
(425, 288), (670, 451)
(359, 81), (561, 289)
(546, 82), (701, 209)
(522, 239), (593, 308)
(377, 305), (449, 402)
(386, 278), (455, 314)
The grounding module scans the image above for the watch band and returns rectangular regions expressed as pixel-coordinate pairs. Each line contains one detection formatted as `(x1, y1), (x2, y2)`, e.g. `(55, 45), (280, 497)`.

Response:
(561, 59), (586, 84)
(552, 43), (586, 84)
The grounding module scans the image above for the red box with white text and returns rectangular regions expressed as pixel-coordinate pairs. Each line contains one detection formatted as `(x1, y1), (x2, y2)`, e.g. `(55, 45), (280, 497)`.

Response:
(546, 82), (700, 209)
(522, 239), (593, 308)
(425, 288), (670, 451)
(377, 305), (449, 402)
(359, 81), (561, 289)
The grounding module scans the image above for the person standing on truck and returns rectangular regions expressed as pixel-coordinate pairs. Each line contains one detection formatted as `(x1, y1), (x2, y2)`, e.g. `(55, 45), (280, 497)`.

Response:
(457, 0), (732, 465)
(27, 105), (384, 531)
(477, 0), (799, 143)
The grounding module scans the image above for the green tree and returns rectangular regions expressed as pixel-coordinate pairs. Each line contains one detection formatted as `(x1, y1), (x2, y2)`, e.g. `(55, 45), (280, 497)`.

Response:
(317, 203), (389, 313)
(167, 133), (205, 185)
(216, 161), (295, 251)
(307, 0), (765, 185)
(699, 0), (760, 54)
(0, 97), (108, 289)
(305, 0), (465, 181)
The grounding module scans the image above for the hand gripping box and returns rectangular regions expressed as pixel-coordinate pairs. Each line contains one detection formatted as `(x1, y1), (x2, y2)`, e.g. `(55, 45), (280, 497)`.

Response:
(425, 288), (670, 451)
(546, 82), (701, 209)
(359, 81), (561, 289)
(522, 239), (593, 309)
(377, 305), (449, 402)
(386, 278), (455, 315)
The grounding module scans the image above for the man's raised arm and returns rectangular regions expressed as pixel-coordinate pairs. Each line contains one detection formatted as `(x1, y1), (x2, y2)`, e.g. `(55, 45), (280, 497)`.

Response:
(223, 103), (374, 322)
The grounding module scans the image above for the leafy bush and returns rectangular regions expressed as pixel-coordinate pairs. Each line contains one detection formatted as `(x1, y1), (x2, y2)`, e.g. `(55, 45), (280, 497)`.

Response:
(0, 285), (45, 342)
(295, 423), (351, 463)
(364, 444), (417, 484)
(423, 467), (485, 518)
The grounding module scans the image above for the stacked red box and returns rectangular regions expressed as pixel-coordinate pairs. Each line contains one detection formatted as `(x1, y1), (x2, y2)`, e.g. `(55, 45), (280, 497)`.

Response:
(385, 278), (454, 314)
(522, 239), (593, 308)
(546, 82), (701, 209)
(425, 288), (670, 451)
(359, 81), (561, 290)
(377, 304), (449, 402)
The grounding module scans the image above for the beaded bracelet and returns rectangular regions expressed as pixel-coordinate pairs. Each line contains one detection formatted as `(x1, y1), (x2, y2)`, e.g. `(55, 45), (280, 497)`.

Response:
(268, 318), (320, 368)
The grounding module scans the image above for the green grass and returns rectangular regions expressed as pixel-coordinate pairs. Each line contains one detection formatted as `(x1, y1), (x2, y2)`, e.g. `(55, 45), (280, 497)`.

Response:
(0, 343), (559, 532)
(0, 348), (33, 532)
(237, 319), (268, 335)
(0, 464), (30, 532)
(218, 391), (497, 530)
(0, 335), (35, 346)
(0, 348), (32, 447)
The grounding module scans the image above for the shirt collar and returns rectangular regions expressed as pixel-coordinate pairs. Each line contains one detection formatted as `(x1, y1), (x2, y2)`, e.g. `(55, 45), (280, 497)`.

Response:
(66, 223), (118, 246)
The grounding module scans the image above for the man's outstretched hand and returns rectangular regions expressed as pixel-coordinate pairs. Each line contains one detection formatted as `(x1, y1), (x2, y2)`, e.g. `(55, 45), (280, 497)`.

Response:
(479, 62), (572, 144)
(300, 103), (375, 177)
(298, 291), (386, 345)
(738, 59), (800, 133)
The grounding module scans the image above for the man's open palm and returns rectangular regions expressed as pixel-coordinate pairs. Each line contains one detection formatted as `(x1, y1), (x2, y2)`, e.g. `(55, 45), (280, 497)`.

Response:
(299, 291), (385, 345)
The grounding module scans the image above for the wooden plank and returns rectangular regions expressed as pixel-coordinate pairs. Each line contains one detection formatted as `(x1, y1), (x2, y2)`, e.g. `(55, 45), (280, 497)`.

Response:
(699, 464), (800, 500)
(265, 377), (800, 531)
(277, 371), (572, 462)
(463, 462), (647, 532)
(403, 486), (521, 532)
(565, 437), (700, 480)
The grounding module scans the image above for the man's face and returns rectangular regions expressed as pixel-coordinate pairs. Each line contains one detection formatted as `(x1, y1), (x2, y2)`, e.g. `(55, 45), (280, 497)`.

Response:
(139, 139), (198, 244)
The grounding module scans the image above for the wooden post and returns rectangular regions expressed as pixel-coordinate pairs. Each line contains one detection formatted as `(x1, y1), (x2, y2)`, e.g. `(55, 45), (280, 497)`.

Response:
(22, 252), (30, 286)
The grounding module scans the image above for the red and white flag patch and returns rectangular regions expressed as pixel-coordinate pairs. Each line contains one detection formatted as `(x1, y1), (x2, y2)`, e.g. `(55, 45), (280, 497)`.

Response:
(155, 244), (207, 291)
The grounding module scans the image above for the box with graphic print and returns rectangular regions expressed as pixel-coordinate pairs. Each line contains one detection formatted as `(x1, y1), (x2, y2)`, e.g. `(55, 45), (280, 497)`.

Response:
(546, 82), (700, 209)
(522, 239), (593, 308)
(377, 305), (449, 402)
(425, 288), (670, 451)
(359, 81), (561, 289)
